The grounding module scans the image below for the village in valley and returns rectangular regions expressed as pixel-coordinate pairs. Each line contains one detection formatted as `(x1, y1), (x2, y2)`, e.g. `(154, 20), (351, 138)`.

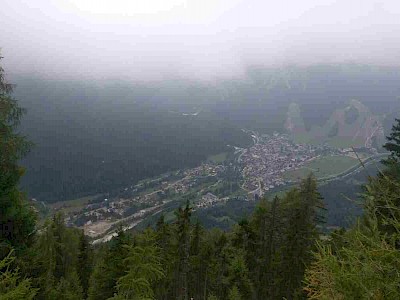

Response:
(61, 162), (230, 240)
(238, 132), (363, 198)
(44, 130), (380, 242)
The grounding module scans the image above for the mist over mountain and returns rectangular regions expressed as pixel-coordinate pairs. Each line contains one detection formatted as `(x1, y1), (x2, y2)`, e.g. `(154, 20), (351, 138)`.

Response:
(2, 0), (400, 236)
(11, 64), (400, 202)
(3, 0), (400, 82)
(4, 2), (400, 298)
(15, 76), (251, 202)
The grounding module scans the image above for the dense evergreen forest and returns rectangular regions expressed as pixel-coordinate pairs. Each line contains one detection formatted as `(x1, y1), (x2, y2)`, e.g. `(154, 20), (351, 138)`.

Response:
(3, 57), (400, 299)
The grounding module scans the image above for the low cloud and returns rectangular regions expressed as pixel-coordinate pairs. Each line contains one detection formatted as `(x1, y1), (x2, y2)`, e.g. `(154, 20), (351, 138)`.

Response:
(1, 0), (400, 81)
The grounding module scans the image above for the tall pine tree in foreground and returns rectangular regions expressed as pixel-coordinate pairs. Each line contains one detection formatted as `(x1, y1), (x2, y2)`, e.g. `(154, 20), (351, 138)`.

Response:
(175, 201), (192, 300)
(281, 175), (325, 299)
(305, 119), (400, 299)
(0, 53), (36, 258)
(0, 250), (38, 299)
(88, 229), (131, 300)
(78, 230), (93, 298)
(382, 118), (400, 168)
(366, 117), (400, 239)
(32, 213), (84, 299)
(111, 229), (164, 300)
(304, 175), (400, 299)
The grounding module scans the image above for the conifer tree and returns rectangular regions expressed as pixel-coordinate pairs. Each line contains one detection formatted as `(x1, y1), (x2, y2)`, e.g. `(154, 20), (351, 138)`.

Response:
(188, 221), (203, 299)
(0, 250), (38, 299)
(206, 230), (233, 299)
(0, 53), (36, 258)
(382, 118), (400, 168)
(33, 213), (84, 299)
(88, 229), (131, 300)
(364, 120), (400, 240)
(304, 129), (400, 299)
(112, 229), (164, 300)
(252, 199), (269, 295)
(227, 250), (253, 299)
(231, 219), (257, 281)
(48, 270), (83, 300)
(251, 196), (282, 299)
(228, 286), (241, 300)
(264, 196), (281, 298)
(175, 201), (192, 300)
(362, 175), (400, 239)
(281, 175), (325, 299)
(77, 230), (92, 298)
(305, 216), (400, 299)
(154, 215), (176, 299)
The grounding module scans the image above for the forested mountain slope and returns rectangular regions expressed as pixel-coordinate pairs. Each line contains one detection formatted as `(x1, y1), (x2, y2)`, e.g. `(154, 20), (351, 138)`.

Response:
(3, 56), (400, 299)
(11, 64), (400, 202)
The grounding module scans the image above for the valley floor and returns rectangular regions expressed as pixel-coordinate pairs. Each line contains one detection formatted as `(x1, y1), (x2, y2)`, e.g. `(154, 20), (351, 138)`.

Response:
(45, 131), (386, 243)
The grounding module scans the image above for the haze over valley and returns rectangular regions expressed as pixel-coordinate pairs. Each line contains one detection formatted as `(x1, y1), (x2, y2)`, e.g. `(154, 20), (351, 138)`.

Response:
(2, 2), (400, 299)
(11, 64), (398, 237)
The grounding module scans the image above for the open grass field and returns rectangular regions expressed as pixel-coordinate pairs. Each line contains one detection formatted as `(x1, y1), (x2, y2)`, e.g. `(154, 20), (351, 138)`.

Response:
(207, 152), (228, 164)
(292, 133), (312, 144)
(293, 133), (366, 149)
(327, 136), (365, 148)
(283, 155), (360, 181)
(292, 133), (323, 146)
(49, 194), (102, 215)
(163, 210), (177, 223)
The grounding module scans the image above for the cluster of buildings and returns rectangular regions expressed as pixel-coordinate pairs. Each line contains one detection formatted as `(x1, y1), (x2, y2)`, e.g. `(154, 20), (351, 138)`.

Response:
(195, 192), (228, 208)
(183, 164), (225, 178)
(171, 164), (225, 194)
(62, 130), (376, 239)
(65, 163), (227, 237)
(240, 133), (320, 193)
(58, 127), (384, 241)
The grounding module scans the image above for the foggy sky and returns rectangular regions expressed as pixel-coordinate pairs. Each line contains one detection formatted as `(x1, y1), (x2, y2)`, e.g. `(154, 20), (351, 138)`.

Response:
(1, 0), (400, 81)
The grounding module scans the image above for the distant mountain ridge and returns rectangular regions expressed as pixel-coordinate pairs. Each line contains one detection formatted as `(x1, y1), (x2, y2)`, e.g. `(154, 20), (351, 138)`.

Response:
(11, 64), (400, 202)
(285, 99), (385, 148)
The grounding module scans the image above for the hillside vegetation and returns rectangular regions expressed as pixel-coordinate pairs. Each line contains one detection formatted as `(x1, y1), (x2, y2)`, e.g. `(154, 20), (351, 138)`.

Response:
(12, 64), (400, 203)
(2, 56), (400, 299)
(287, 100), (386, 148)
(283, 155), (359, 181)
